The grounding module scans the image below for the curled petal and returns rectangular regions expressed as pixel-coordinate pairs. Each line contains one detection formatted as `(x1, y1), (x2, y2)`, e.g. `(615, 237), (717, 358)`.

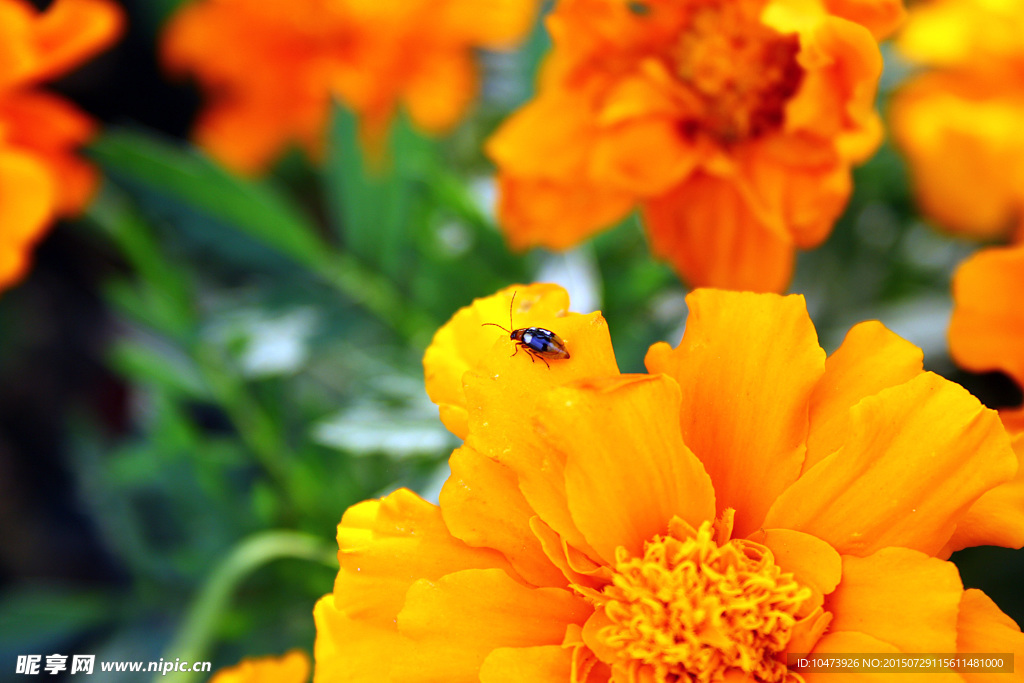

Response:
(440, 447), (566, 587)
(806, 320), (924, 471)
(765, 373), (1017, 557)
(944, 431), (1024, 555)
(332, 489), (515, 627)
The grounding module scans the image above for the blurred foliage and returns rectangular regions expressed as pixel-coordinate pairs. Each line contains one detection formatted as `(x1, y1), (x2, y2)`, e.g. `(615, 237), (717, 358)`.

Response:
(1, 4), (1023, 682)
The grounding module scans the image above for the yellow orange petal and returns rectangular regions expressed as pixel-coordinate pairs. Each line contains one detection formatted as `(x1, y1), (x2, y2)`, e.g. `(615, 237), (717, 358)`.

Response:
(785, 16), (882, 155)
(192, 99), (313, 176)
(787, 607), (832, 659)
(29, 0), (124, 84)
(332, 488), (515, 627)
(896, 0), (1024, 67)
(0, 149), (55, 292)
(766, 373), (1016, 557)
(437, 0), (538, 48)
(0, 2), (34, 90)
(890, 75), (1024, 239)
(487, 94), (596, 180)
(645, 289), (825, 537)
(0, 91), (97, 214)
(945, 431), (1024, 555)
(423, 283), (573, 439)
(479, 645), (572, 683)
(822, 0), (907, 39)
(949, 245), (1024, 388)
(529, 516), (613, 590)
(440, 446), (566, 587)
(590, 116), (698, 196)
(394, 568), (590, 682)
(461, 308), (619, 556)
(210, 650), (309, 683)
(403, 48), (476, 134)
(738, 138), (853, 248)
(313, 595), (405, 683)
(536, 374), (716, 565)
(806, 320), (924, 471)
(758, 529), (842, 614)
(643, 174), (796, 292)
(956, 589), (1024, 683)
(496, 175), (634, 252)
(826, 548), (962, 653)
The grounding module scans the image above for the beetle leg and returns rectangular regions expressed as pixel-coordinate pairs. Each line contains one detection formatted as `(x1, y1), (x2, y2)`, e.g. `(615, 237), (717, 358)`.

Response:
(526, 349), (550, 369)
(511, 344), (520, 359)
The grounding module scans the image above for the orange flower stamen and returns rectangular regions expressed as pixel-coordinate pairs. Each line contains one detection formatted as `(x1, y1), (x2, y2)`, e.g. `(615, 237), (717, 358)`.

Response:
(596, 521), (811, 682)
(669, 2), (804, 144)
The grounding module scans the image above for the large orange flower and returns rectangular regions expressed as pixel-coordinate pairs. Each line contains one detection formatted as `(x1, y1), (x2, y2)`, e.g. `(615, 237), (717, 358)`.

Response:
(314, 284), (1024, 682)
(0, 0), (123, 292)
(162, 0), (538, 174)
(890, 0), (1024, 240)
(486, 0), (886, 293)
(949, 244), (1024, 436)
(209, 650), (310, 683)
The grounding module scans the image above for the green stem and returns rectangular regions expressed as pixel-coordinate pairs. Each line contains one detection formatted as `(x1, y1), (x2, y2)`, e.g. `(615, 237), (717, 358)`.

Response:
(156, 531), (336, 683)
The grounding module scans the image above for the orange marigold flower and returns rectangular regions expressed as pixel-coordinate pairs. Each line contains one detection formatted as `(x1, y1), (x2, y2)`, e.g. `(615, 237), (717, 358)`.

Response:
(486, 1), (884, 293)
(0, 0), (123, 292)
(890, 0), (1024, 240)
(162, 0), (539, 174)
(314, 284), (1024, 682)
(209, 650), (310, 683)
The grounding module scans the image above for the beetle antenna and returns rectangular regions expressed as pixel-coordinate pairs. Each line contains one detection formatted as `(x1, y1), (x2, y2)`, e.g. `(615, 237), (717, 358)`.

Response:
(480, 290), (518, 335)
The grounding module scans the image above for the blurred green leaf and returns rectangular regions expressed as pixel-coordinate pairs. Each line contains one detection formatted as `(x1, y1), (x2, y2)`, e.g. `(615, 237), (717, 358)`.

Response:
(90, 130), (327, 268)
(323, 105), (433, 280)
(0, 586), (114, 657)
(109, 340), (206, 399)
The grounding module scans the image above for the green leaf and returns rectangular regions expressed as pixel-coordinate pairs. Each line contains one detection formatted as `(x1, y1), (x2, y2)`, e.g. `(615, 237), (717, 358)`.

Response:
(108, 340), (207, 399)
(90, 129), (328, 268)
(0, 586), (114, 657)
(323, 104), (436, 280)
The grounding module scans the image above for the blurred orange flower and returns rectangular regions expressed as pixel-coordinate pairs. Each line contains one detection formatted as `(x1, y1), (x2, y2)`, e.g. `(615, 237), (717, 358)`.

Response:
(163, 0), (538, 174)
(0, 0), (123, 292)
(487, 1), (886, 293)
(949, 244), (1024, 434)
(209, 650), (310, 683)
(890, 0), (1024, 240)
(314, 284), (1024, 681)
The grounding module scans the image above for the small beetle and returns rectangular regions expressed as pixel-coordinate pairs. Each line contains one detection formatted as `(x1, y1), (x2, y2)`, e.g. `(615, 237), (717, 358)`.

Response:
(482, 292), (570, 368)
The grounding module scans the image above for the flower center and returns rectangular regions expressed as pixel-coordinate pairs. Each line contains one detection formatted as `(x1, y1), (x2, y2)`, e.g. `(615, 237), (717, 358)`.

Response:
(597, 521), (810, 683)
(670, 2), (803, 144)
